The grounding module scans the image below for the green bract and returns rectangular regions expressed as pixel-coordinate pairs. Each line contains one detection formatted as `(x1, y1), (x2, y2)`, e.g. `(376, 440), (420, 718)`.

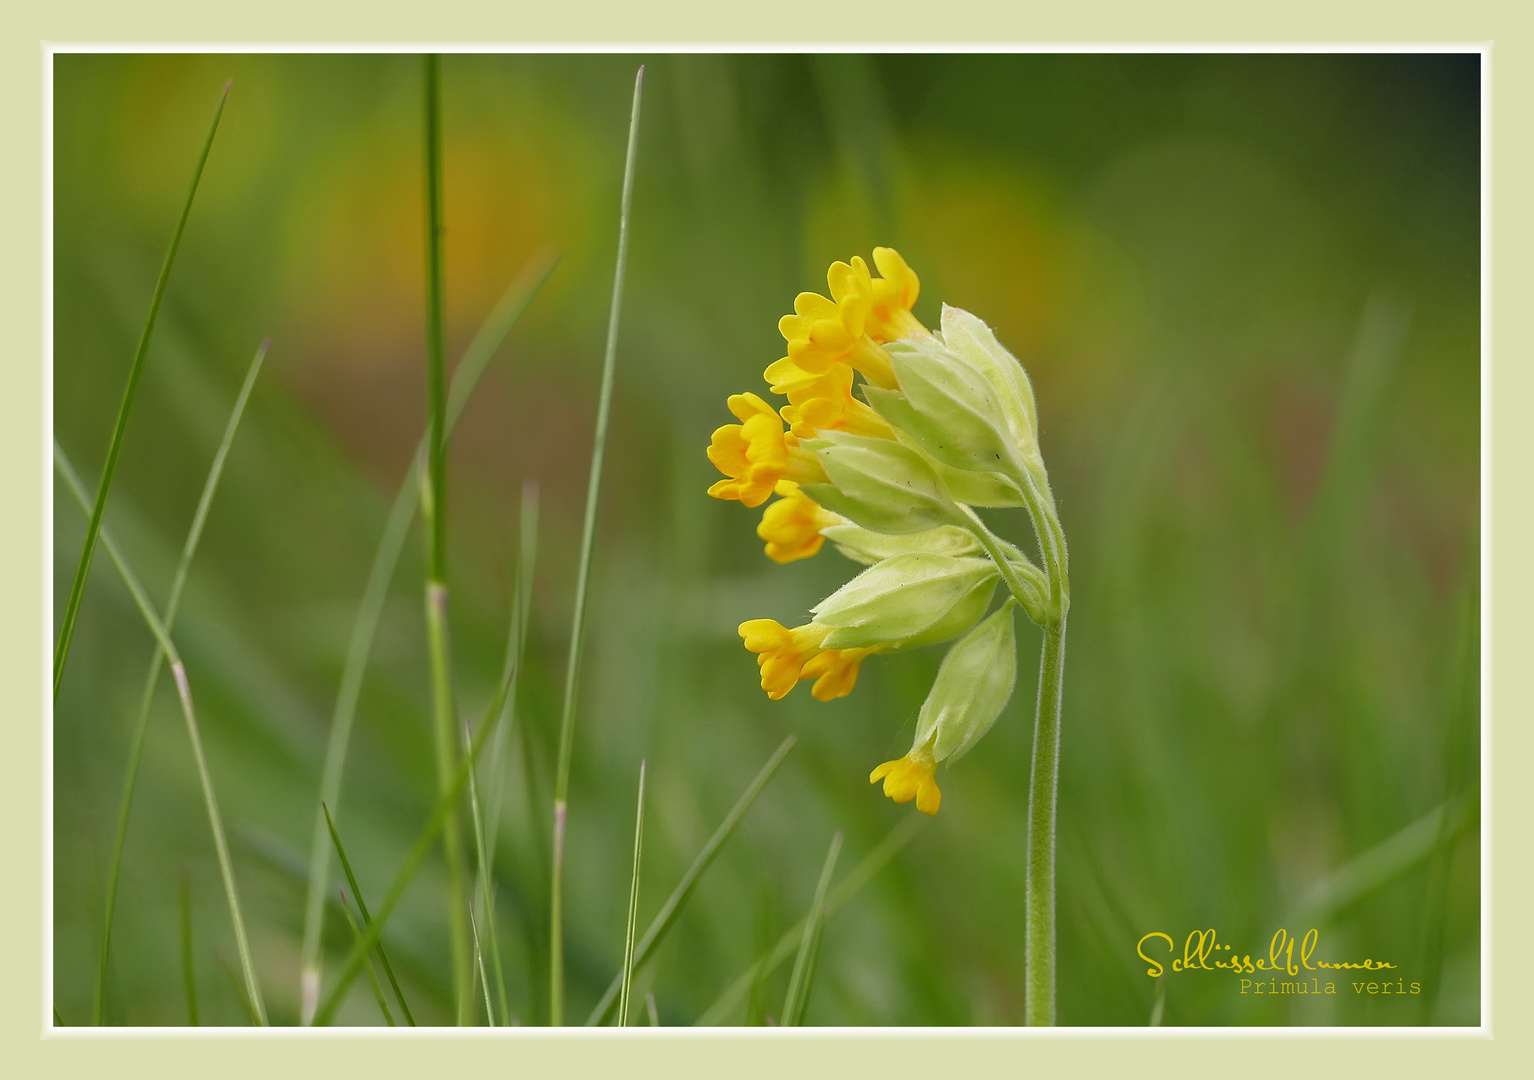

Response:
(812, 553), (998, 649)
(913, 601), (1019, 763)
(821, 522), (982, 565)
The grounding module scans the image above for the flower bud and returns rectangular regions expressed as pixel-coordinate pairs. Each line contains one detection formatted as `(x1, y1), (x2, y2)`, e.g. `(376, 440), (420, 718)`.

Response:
(912, 601), (1018, 763)
(800, 431), (959, 535)
(812, 552), (997, 649)
(937, 304), (1041, 473)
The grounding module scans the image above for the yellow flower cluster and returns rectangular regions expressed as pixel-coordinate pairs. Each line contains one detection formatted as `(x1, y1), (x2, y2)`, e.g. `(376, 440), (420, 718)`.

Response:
(708, 247), (926, 550)
(709, 248), (1008, 818)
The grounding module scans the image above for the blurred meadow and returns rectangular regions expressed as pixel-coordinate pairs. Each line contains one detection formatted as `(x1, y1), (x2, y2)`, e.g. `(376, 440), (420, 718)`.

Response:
(51, 52), (1480, 1027)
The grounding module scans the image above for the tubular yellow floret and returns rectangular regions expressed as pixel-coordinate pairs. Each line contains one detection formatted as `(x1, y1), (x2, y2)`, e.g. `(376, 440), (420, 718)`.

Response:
(738, 619), (831, 699)
(775, 363), (895, 441)
(757, 481), (839, 563)
(869, 743), (942, 816)
(706, 393), (826, 507)
(800, 646), (872, 701)
(866, 247), (927, 344)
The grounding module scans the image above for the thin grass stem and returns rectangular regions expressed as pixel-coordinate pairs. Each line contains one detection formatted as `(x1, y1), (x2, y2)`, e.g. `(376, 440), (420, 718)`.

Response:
(550, 64), (644, 1027)
(178, 869), (199, 1026)
(419, 51), (474, 1025)
(55, 445), (267, 1024)
(781, 830), (841, 1027)
(54, 79), (230, 699)
(695, 813), (923, 1026)
(297, 256), (556, 1023)
(322, 803), (415, 1025)
(586, 735), (795, 1025)
(646, 992), (659, 1027)
(217, 954), (259, 1026)
(340, 890), (396, 1026)
(617, 760), (647, 1027)
(93, 339), (266, 1025)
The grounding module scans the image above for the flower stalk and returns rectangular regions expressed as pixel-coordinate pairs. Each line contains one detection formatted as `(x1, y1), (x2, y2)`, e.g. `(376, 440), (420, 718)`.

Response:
(707, 249), (1071, 1023)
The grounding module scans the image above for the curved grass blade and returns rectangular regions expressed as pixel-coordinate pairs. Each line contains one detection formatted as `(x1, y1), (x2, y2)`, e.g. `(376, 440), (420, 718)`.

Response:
(56, 445), (267, 1024)
(586, 735), (796, 1025)
(551, 63), (645, 1027)
(217, 954), (259, 1026)
(695, 813), (924, 1026)
(340, 890), (395, 1026)
(617, 760), (647, 1027)
(1284, 788), (1478, 932)
(322, 803), (415, 1025)
(179, 869), (199, 1026)
(298, 253), (558, 1024)
(54, 79), (230, 699)
(464, 717), (508, 1025)
(93, 339), (267, 1025)
(781, 830), (841, 1027)
(312, 620), (524, 1026)
(468, 901), (494, 1025)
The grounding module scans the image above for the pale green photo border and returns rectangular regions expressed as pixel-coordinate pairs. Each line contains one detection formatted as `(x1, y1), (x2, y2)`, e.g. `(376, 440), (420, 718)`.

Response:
(5, 1), (1529, 1075)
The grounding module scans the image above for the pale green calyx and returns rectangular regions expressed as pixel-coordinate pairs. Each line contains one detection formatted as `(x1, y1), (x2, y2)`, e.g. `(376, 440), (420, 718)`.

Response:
(801, 430), (960, 535)
(821, 522), (982, 565)
(812, 552), (997, 649)
(912, 600), (1019, 763)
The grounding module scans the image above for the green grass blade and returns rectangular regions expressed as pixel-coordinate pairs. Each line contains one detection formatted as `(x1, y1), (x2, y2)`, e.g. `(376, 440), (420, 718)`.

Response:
(93, 339), (266, 1025)
(53, 1007), (65, 1027)
(484, 480), (540, 865)
(617, 760), (647, 1027)
(340, 890), (395, 1026)
(464, 717), (509, 1026)
(217, 954), (259, 1026)
(646, 992), (659, 1027)
(179, 869), (199, 1026)
(586, 735), (796, 1025)
(695, 813), (923, 1026)
(468, 902), (494, 1025)
(551, 63), (645, 1027)
(54, 79), (230, 700)
(322, 803), (416, 1025)
(298, 257), (556, 1023)
(1284, 788), (1478, 932)
(781, 830), (842, 1027)
(312, 683), (510, 1026)
(55, 444), (267, 1024)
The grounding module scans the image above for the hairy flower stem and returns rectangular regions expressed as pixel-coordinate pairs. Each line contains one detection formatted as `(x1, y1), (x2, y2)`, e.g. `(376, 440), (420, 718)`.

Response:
(1025, 617), (1066, 1025)
(957, 491), (1068, 1025)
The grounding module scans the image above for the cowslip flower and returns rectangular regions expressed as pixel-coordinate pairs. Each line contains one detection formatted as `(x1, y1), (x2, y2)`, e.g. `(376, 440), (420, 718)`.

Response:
(737, 619), (871, 701)
(711, 247), (1068, 828)
(706, 393), (827, 508)
(757, 481), (840, 564)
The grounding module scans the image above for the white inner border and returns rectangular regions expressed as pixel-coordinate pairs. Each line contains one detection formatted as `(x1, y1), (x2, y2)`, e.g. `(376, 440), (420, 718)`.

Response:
(42, 41), (1492, 1038)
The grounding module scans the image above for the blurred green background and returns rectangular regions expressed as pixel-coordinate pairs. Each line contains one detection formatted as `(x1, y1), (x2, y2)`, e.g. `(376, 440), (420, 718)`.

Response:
(51, 52), (1480, 1027)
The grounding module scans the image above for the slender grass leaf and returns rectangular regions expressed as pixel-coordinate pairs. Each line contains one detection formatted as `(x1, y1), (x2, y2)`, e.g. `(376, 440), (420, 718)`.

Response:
(781, 830), (841, 1027)
(551, 63), (644, 1027)
(94, 339), (266, 1025)
(55, 79), (230, 699)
